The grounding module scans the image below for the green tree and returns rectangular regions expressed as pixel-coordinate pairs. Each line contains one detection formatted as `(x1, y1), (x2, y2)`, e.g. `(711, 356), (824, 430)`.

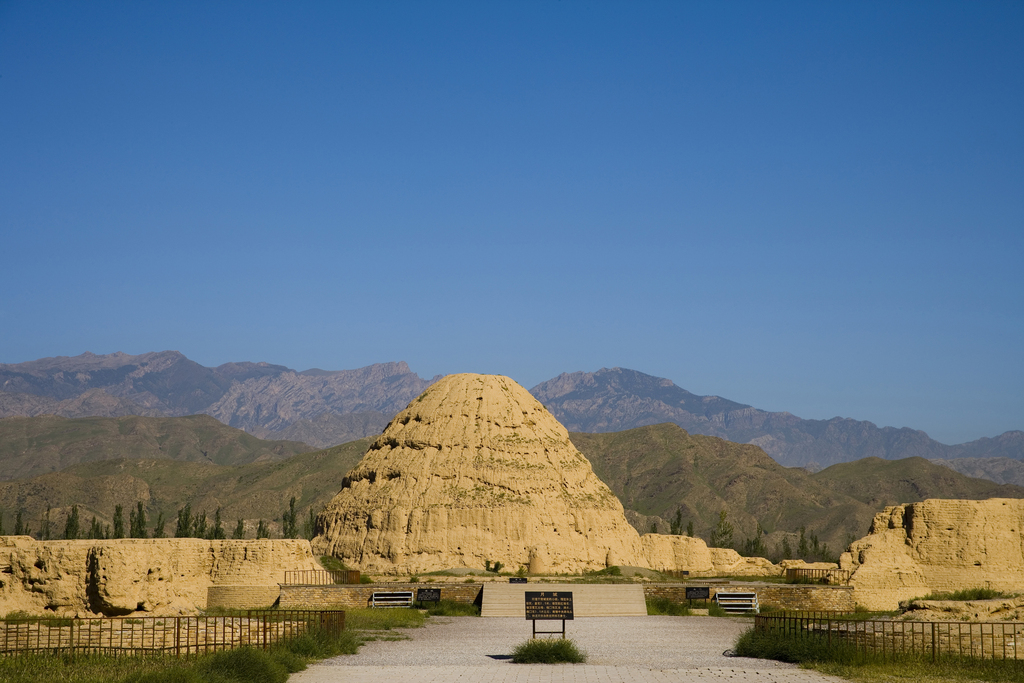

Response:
(112, 504), (125, 539)
(194, 511), (207, 539)
(233, 518), (245, 539)
(14, 509), (27, 536)
(708, 509), (734, 549)
(40, 505), (53, 541)
(175, 504), (194, 538)
(649, 522), (657, 534)
(780, 536), (793, 560)
(209, 507), (225, 540)
(669, 508), (683, 535)
(152, 511), (166, 538)
(129, 502), (147, 538)
(255, 519), (270, 539)
(87, 516), (105, 539)
(740, 522), (767, 557)
(798, 527), (809, 558)
(686, 520), (694, 537)
(64, 505), (81, 540)
(303, 508), (317, 541)
(282, 497), (298, 539)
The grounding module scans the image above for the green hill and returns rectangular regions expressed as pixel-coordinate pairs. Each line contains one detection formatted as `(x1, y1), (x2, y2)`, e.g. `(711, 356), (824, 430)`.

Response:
(570, 424), (1024, 557)
(0, 414), (312, 480)
(0, 438), (371, 537)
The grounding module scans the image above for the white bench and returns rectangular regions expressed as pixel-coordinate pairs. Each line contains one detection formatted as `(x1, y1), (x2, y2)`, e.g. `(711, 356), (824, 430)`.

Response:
(370, 591), (414, 608)
(712, 591), (759, 614)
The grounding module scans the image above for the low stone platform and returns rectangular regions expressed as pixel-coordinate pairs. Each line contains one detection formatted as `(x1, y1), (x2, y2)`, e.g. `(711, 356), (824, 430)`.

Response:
(481, 584), (647, 617)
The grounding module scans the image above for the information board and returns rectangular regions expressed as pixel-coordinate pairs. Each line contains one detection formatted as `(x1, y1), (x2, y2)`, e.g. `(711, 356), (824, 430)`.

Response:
(416, 588), (441, 603)
(509, 577), (528, 584)
(685, 586), (710, 600)
(525, 591), (574, 620)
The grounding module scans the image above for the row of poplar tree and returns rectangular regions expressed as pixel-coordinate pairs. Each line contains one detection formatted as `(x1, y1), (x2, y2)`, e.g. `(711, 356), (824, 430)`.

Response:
(0, 497), (317, 541)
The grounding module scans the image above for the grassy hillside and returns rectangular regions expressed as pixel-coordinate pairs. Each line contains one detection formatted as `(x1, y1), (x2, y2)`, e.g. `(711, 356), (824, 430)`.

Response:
(571, 424), (1024, 557)
(0, 438), (371, 538)
(0, 414), (312, 480)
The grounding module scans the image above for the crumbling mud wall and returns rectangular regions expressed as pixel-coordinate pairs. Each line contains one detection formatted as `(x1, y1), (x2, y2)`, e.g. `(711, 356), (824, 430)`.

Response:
(0, 537), (320, 616)
(841, 498), (1024, 610)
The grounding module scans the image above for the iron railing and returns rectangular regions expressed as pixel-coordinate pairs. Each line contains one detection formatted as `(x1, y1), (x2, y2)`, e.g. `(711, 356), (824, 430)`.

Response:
(283, 570), (361, 585)
(755, 611), (1024, 662)
(783, 568), (853, 585)
(0, 610), (344, 657)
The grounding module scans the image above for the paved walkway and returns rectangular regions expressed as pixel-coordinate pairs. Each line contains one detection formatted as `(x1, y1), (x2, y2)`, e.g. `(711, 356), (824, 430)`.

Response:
(289, 616), (847, 683)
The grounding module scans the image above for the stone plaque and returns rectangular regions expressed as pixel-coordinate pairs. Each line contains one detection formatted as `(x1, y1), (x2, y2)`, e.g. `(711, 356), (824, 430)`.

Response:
(685, 586), (710, 600)
(509, 577), (528, 583)
(525, 591), (574, 620)
(416, 588), (441, 602)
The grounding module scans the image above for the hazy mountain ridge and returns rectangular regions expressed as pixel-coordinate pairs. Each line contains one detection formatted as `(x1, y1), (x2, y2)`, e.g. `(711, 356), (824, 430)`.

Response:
(533, 367), (1022, 468)
(1, 353), (1019, 468)
(0, 352), (437, 449)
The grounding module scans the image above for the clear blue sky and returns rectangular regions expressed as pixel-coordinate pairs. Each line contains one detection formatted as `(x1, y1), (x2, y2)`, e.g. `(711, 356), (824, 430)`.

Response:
(1, 1), (1021, 445)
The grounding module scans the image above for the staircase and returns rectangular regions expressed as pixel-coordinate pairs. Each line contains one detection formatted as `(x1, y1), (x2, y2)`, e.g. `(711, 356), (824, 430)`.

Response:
(712, 591), (759, 614)
(481, 583), (648, 617)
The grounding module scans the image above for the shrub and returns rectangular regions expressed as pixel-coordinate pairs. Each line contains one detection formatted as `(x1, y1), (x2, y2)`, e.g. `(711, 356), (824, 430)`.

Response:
(708, 603), (729, 617)
(511, 638), (587, 664)
(646, 597), (691, 616)
(425, 600), (479, 616)
(918, 587), (1009, 601)
(200, 647), (288, 683)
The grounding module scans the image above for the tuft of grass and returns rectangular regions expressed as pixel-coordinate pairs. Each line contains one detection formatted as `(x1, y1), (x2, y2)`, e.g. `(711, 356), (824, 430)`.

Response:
(916, 587), (1012, 602)
(511, 638), (587, 664)
(646, 597), (692, 616)
(359, 574), (374, 584)
(735, 627), (1024, 682)
(345, 607), (425, 631)
(708, 603), (729, 617)
(318, 556), (347, 572)
(422, 600), (480, 616)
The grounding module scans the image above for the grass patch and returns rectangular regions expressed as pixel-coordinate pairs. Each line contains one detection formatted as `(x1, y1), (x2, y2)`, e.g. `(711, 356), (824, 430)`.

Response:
(0, 623), (359, 683)
(646, 596), (692, 616)
(916, 587), (1014, 602)
(345, 607), (426, 631)
(735, 627), (1024, 682)
(708, 603), (729, 617)
(511, 638), (587, 664)
(421, 600), (480, 616)
(318, 556), (348, 572)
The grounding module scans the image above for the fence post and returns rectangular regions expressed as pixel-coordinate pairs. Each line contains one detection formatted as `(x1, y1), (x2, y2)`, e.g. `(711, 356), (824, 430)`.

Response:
(931, 622), (937, 663)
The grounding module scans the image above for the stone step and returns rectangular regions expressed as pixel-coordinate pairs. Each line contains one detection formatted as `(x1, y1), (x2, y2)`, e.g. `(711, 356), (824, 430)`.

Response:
(480, 583), (648, 617)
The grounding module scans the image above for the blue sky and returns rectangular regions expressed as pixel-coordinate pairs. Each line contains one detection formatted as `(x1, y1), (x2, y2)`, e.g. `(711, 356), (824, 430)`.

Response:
(1, 1), (1021, 445)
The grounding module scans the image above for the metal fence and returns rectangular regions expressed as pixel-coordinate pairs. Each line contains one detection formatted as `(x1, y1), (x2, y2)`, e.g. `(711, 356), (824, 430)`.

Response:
(783, 568), (853, 585)
(755, 611), (1024, 662)
(0, 610), (345, 657)
(283, 570), (361, 585)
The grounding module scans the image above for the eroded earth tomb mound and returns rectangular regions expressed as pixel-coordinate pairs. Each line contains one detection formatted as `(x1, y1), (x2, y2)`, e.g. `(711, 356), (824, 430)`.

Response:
(312, 373), (649, 574)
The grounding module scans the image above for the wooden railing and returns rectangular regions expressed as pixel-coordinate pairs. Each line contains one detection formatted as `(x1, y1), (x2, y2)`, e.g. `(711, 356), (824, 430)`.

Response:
(755, 611), (1024, 661)
(283, 569), (361, 585)
(784, 568), (853, 585)
(0, 610), (344, 656)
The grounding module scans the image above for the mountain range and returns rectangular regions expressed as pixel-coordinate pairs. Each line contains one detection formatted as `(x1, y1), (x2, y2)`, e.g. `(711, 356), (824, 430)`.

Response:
(0, 415), (1019, 555)
(1, 351), (1020, 474)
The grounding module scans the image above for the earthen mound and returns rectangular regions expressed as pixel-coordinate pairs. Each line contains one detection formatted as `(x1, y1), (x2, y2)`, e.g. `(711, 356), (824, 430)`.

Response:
(311, 374), (644, 574)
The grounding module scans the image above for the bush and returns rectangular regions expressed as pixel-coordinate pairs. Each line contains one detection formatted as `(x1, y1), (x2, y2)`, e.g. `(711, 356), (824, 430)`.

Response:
(282, 626), (359, 658)
(646, 597), (691, 616)
(511, 638), (587, 664)
(424, 600), (480, 616)
(734, 627), (866, 665)
(918, 587), (1010, 601)
(708, 603), (729, 617)
(200, 648), (288, 683)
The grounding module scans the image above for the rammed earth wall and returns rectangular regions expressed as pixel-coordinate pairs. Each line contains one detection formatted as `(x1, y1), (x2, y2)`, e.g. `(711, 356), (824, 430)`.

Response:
(277, 581), (855, 612)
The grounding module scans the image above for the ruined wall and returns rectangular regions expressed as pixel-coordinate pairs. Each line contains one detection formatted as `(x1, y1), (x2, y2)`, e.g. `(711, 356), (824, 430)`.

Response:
(841, 498), (1024, 610)
(0, 537), (320, 616)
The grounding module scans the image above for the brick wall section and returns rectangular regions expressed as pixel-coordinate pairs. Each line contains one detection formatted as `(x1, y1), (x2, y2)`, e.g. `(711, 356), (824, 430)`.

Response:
(643, 584), (856, 612)
(278, 583), (484, 610)
(206, 585), (282, 610)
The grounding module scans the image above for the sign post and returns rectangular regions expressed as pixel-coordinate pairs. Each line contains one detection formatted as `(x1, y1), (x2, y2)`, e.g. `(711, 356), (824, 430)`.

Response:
(525, 591), (573, 639)
(685, 586), (710, 607)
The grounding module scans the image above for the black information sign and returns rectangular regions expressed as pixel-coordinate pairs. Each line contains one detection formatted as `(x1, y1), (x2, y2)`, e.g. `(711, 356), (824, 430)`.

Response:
(509, 577), (528, 584)
(685, 586), (710, 600)
(416, 588), (441, 603)
(525, 591), (574, 620)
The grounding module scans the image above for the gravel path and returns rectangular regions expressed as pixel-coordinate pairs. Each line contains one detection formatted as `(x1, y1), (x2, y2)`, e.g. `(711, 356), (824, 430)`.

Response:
(289, 616), (848, 683)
